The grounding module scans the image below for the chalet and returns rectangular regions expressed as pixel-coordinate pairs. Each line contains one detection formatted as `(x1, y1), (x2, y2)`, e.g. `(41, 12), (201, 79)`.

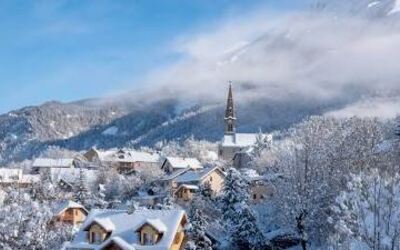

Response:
(0, 168), (40, 188)
(51, 168), (97, 193)
(218, 84), (271, 165)
(64, 209), (187, 250)
(53, 200), (88, 226)
(161, 157), (203, 174)
(32, 158), (76, 173)
(242, 169), (277, 203)
(173, 167), (226, 201)
(84, 148), (162, 172)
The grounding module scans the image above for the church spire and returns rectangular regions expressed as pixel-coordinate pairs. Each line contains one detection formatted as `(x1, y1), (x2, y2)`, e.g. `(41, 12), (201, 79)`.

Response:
(224, 82), (236, 134)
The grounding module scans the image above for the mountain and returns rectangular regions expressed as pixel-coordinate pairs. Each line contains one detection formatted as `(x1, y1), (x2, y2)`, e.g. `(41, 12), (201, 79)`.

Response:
(2, 0), (400, 164)
(0, 88), (352, 164)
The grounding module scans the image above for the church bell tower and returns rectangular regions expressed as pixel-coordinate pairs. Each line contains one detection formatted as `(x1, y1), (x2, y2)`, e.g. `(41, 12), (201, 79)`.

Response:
(224, 82), (236, 135)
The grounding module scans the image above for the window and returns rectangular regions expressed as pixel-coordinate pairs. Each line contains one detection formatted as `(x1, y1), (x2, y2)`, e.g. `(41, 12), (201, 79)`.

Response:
(75, 210), (78, 216)
(143, 233), (154, 245)
(209, 176), (213, 182)
(91, 232), (101, 244)
(253, 194), (257, 200)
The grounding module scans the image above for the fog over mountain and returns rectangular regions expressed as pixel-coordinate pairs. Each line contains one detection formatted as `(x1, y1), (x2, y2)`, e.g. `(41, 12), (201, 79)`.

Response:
(1, 0), (400, 164)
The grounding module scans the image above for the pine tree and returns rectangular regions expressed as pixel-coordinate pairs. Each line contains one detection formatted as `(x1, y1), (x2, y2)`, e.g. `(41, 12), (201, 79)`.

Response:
(185, 209), (213, 250)
(75, 168), (89, 207)
(220, 168), (266, 249)
(232, 206), (267, 249)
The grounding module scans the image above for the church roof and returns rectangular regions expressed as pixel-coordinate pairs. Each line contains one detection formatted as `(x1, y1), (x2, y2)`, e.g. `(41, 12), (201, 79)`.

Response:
(222, 133), (260, 148)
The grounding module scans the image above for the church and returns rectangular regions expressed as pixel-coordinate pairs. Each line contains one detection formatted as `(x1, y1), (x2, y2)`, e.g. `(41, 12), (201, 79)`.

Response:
(218, 84), (269, 164)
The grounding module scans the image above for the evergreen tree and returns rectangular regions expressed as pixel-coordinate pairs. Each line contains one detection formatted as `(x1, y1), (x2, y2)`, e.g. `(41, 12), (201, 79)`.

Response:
(75, 168), (89, 207)
(220, 168), (267, 249)
(185, 209), (213, 250)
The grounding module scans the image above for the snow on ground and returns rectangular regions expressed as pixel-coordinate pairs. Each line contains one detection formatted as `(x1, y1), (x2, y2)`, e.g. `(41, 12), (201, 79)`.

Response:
(102, 126), (118, 136)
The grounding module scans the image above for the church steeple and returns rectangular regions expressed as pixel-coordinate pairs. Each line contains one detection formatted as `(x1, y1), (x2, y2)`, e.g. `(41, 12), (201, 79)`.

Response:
(224, 82), (236, 134)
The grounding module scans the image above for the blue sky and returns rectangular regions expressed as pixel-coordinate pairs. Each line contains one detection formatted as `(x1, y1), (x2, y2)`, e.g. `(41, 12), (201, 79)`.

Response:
(0, 0), (307, 113)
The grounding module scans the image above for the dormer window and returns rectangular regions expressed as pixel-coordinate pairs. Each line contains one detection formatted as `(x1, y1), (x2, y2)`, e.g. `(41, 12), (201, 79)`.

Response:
(84, 220), (114, 245)
(136, 219), (167, 246)
(91, 232), (102, 244)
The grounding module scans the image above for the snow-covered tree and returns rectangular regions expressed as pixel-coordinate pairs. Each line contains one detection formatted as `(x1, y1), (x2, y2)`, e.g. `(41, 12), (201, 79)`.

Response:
(220, 168), (266, 249)
(74, 168), (90, 207)
(329, 170), (400, 250)
(185, 209), (213, 250)
(0, 191), (73, 250)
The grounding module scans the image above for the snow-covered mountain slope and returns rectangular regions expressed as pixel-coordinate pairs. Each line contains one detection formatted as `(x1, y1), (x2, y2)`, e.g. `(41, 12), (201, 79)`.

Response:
(0, 89), (350, 164)
(2, 0), (400, 164)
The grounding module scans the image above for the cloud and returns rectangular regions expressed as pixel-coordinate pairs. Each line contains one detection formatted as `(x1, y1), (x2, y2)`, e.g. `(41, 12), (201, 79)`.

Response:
(139, 2), (400, 110)
(325, 97), (400, 119)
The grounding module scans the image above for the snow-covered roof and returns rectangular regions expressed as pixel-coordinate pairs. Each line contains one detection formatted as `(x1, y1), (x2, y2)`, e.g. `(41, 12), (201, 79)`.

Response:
(222, 133), (258, 148)
(0, 168), (22, 182)
(0, 168), (40, 184)
(88, 148), (161, 164)
(164, 157), (203, 170)
(50, 168), (97, 187)
(53, 200), (88, 216)
(100, 237), (135, 250)
(162, 168), (190, 181)
(32, 158), (75, 168)
(68, 209), (186, 250)
(175, 167), (224, 184)
(114, 151), (161, 163)
(141, 218), (167, 233)
(178, 184), (199, 190)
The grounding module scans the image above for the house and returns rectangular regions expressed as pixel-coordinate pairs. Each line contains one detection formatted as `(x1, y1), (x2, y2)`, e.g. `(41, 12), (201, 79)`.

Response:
(161, 157), (203, 174)
(172, 167), (226, 201)
(63, 209), (187, 250)
(242, 169), (277, 203)
(50, 168), (97, 193)
(0, 168), (40, 188)
(174, 184), (199, 201)
(32, 158), (76, 173)
(218, 84), (270, 164)
(84, 148), (162, 172)
(53, 200), (89, 226)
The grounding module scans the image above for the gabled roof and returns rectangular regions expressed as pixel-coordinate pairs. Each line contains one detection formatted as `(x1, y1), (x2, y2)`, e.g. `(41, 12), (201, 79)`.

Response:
(137, 219), (167, 233)
(69, 209), (187, 250)
(162, 168), (190, 181)
(87, 148), (162, 164)
(164, 157), (202, 170)
(100, 237), (136, 250)
(53, 200), (88, 216)
(222, 133), (259, 148)
(177, 184), (199, 191)
(50, 168), (97, 187)
(175, 167), (225, 184)
(32, 158), (75, 168)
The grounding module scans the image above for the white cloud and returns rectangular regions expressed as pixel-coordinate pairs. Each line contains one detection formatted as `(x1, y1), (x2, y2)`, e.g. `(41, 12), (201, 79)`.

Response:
(325, 97), (400, 119)
(139, 3), (400, 110)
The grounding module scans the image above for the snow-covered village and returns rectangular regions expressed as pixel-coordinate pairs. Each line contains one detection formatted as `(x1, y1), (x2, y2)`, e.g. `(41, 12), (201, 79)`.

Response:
(2, 1), (400, 250)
